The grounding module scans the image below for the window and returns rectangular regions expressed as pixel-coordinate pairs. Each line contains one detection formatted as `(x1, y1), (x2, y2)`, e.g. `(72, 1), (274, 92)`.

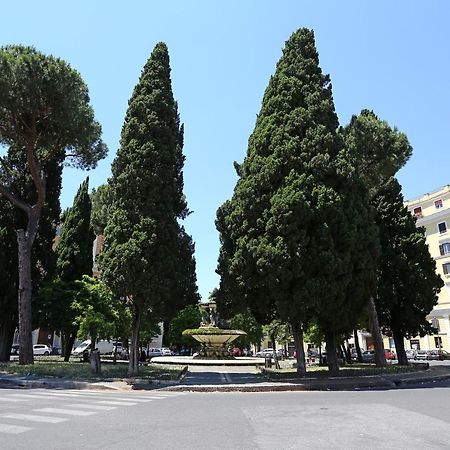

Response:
(432, 318), (441, 333)
(413, 206), (422, 217)
(435, 336), (443, 348)
(438, 222), (447, 234)
(435, 199), (443, 209)
(439, 242), (450, 255)
(443, 262), (450, 275)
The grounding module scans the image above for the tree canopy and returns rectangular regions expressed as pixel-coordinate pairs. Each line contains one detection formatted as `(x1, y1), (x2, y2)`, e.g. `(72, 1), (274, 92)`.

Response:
(216, 28), (378, 375)
(0, 45), (106, 364)
(100, 42), (195, 376)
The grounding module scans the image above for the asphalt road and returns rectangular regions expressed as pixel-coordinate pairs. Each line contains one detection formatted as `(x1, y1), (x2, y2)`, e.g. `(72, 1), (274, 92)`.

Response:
(1, 380), (450, 450)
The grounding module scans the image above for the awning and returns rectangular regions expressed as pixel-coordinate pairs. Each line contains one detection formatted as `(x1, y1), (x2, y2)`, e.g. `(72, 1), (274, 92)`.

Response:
(427, 308), (450, 319)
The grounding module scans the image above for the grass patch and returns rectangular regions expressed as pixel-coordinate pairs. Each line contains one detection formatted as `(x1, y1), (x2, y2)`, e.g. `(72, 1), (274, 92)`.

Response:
(0, 359), (184, 381)
(263, 363), (428, 380)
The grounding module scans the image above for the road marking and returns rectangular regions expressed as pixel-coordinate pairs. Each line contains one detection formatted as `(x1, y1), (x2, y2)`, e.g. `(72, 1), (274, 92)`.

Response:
(65, 403), (117, 411)
(96, 400), (137, 406)
(3, 413), (67, 424)
(34, 408), (96, 416)
(93, 396), (152, 403)
(8, 393), (55, 399)
(0, 423), (32, 434)
(33, 392), (83, 398)
(0, 397), (27, 402)
(220, 373), (226, 383)
(224, 373), (232, 383)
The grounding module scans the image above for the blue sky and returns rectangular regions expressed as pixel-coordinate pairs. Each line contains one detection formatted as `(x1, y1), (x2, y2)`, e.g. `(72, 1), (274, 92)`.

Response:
(2, 1), (449, 300)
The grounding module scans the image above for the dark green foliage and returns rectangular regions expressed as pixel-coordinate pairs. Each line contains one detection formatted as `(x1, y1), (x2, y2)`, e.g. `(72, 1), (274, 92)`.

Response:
(90, 184), (111, 235)
(56, 178), (95, 282)
(373, 178), (443, 338)
(100, 43), (195, 375)
(341, 109), (412, 195)
(166, 305), (201, 348)
(216, 29), (378, 374)
(0, 45), (107, 168)
(0, 45), (106, 364)
(227, 311), (263, 349)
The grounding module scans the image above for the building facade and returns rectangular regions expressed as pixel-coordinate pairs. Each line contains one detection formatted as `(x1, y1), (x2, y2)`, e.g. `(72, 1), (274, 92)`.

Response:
(404, 185), (450, 351)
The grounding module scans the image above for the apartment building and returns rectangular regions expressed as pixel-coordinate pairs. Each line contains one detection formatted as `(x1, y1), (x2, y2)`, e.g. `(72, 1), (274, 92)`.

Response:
(404, 185), (450, 351)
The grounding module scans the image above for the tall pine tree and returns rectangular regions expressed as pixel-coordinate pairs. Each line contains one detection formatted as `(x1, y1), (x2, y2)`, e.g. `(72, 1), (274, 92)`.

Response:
(100, 43), (192, 376)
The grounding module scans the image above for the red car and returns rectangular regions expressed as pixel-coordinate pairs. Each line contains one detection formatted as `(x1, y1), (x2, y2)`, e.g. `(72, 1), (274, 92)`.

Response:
(384, 349), (396, 360)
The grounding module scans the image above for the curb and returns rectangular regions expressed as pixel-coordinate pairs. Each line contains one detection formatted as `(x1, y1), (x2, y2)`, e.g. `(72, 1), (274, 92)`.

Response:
(0, 375), (126, 391)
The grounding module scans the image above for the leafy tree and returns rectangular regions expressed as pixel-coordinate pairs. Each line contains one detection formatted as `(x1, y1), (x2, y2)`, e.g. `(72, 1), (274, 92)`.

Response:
(227, 311), (263, 350)
(342, 109), (413, 367)
(216, 28), (377, 375)
(166, 305), (201, 350)
(36, 276), (123, 358)
(373, 178), (443, 364)
(75, 276), (118, 351)
(0, 45), (106, 364)
(100, 43), (189, 376)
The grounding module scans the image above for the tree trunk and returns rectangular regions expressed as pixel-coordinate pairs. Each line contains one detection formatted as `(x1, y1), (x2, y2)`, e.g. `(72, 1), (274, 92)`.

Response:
(0, 311), (17, 362)
(393, 328), (408, 366)
(271, 336), (280, 369)
(63, 330), (77, 362)
(367, 297), (386, 367)
(17, 222), (37, 365)
(325, 330), (339, 376)
(291, 322), (306, 377)
(128, 303), (141, 377)
(353, 328), (363, 363)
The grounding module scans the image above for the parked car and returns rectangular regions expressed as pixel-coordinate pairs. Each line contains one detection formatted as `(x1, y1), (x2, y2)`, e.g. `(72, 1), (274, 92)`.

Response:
(51, 346), (62, 355)
(146, 348), (163, 358)
(10, 344), (19, 355)
(160, 347), (172, 356)
(255, 349), (283, 358)
(428, 349), (450, 360)
(405, 349), (417, 360)
(384, 349), (396, 360)
(33, 344), (52, 356)
(230, 347), (242, 357)
(361, 350), (375, 363)
(415, 350), (430, 360)
(113, 342), (123, 355)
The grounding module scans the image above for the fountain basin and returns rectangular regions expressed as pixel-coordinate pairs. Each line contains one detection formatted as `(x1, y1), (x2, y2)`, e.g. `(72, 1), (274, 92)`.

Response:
(183, 327), (246, 358)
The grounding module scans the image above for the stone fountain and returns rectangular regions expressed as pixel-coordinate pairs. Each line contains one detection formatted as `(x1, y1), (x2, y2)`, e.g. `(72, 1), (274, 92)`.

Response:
(182, 301), (246, 359)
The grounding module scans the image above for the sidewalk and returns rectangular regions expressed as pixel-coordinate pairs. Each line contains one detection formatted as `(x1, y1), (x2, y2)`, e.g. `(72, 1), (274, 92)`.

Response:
(2, 365), (450, 392)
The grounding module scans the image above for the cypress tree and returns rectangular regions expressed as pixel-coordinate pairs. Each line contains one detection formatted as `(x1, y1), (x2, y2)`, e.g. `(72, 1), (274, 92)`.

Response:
(50, 177), (94, 360)
(56, 178), (94, 282)
(100, 43), (190, 376)
(373, 178), (443, 364)
(216, 28), (377, 375)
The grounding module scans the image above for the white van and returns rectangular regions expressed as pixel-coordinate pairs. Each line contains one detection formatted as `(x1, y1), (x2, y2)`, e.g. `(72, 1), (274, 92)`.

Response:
(72, 340), (114, 356)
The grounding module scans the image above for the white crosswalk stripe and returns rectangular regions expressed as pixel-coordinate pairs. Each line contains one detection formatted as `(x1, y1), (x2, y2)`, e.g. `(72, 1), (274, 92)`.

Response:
(96, 400), (137, 406)
(3, 413), (67, 424)
(0, 423), (32, 434)
(34, 408), (97, 416)
(0, 388), (187, 436)
(65, 403), (117, 411)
